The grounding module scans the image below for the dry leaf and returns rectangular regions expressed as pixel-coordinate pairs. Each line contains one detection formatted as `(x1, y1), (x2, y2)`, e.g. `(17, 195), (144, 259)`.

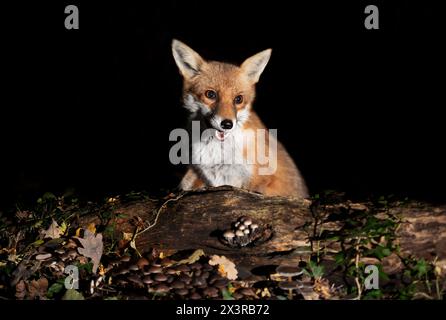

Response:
(75, 229), (103, 273)
(260, 287), (271, 298)
(314, 278), (335, 300)
(176, 249), (205, 265)
(28, 277), (49, 300)
(209, 255), (238, 280)
(41, 219), (62, 239)
(15, 280), (26, 300)
(122, 232), (133, 241)
(87, 223), (96, 234)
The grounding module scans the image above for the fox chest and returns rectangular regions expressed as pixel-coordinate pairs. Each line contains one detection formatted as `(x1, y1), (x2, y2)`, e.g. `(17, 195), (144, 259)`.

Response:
(191, 135), (252, 188)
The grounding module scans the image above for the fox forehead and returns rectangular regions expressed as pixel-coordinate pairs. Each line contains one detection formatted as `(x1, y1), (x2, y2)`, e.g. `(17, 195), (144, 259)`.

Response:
(185, 61), (253, 96)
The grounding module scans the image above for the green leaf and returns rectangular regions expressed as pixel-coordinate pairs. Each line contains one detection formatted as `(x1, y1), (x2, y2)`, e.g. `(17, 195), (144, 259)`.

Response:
(371, 246), (391, 260)
(415, 259), (429, 277)
(335, 252), (345, 265)
(62, 289), (85, 300)
(221, 288), (234, 300)
(47, 282), (64, 299)
(77, 261), (94, 274)
(32, 239), (45, 247)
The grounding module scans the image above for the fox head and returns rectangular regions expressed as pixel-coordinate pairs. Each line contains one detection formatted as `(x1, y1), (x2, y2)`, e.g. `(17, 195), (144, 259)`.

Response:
(172, 39), (271, 141)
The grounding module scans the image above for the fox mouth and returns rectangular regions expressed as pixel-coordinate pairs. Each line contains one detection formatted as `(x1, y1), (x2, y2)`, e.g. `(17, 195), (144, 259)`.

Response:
(215, 130), (230, 141)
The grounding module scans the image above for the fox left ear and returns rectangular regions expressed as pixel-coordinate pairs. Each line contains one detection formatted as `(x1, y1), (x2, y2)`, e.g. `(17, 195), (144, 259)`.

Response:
(241, 49), (272, 83)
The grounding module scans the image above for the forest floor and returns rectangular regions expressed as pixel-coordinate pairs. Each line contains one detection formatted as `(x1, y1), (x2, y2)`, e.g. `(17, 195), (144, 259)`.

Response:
(0, 189), (445, 300)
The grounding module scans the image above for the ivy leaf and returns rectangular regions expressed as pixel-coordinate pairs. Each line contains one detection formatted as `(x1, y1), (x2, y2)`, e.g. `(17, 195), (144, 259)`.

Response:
(47, 282), (64, 299)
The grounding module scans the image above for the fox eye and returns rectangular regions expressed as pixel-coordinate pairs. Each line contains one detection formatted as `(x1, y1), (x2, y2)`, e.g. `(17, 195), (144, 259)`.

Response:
(205, 90), (217, 100)
(234, 95), (243, 104)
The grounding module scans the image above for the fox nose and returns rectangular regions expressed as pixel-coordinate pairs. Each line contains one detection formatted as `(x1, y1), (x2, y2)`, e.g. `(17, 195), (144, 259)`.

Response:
(220, 119), (233, 130)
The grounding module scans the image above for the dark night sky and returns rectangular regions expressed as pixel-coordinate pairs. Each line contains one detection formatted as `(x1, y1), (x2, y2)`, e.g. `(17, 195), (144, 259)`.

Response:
(1, 1), (445, 209)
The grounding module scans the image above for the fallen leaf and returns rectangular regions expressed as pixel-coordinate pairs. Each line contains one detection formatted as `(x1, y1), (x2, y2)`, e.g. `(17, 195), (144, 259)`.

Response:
(122, 232), (133, 241)
(176, 249), (205, 265)
(47, 282), (64, 299)
(260, 287), (271, 298)
(28, 277), (49, 300)
(42, 219), (63, 239)
(75, 229), (103, 273)
(209, 255), (238, 280)
(87, 223), (96, 234)
(15, 280), (26, 300)
(59, 222), (68, 235)
(62, 289), (85, 300)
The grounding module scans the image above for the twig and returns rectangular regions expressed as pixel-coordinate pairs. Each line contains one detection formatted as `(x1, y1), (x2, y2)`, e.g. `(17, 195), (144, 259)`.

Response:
(136, 192), (187, 237)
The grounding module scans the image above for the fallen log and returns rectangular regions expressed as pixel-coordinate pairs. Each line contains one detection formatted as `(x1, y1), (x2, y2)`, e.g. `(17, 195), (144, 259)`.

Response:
(79, 186), (446, 277)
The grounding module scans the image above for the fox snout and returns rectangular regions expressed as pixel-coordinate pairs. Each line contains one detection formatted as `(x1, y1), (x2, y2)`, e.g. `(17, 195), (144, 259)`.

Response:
(208, 104), (236, 131)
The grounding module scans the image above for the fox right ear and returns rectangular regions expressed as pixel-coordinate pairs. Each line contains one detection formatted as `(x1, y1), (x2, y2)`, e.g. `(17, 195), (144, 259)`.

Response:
(172, 39), (205, 79)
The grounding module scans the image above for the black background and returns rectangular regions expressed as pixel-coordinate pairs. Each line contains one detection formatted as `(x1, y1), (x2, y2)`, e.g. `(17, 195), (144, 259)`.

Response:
(1, 1), (444, 210)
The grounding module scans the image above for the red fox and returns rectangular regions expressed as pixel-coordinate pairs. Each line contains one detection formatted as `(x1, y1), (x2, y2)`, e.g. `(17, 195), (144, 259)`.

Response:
(172, 39), (308, 198)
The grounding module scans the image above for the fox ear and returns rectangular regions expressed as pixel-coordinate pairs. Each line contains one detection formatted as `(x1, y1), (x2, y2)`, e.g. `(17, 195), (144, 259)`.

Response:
(172, 39), (205, 79)
(241, 49), (272, 83)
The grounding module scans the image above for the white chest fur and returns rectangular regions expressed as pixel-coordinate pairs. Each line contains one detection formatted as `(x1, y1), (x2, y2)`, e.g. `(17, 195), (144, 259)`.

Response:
(191, 128), (252, 188)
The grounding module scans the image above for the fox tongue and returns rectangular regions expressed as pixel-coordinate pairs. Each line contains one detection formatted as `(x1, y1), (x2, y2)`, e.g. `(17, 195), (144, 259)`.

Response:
(215, 131), (225, 141)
